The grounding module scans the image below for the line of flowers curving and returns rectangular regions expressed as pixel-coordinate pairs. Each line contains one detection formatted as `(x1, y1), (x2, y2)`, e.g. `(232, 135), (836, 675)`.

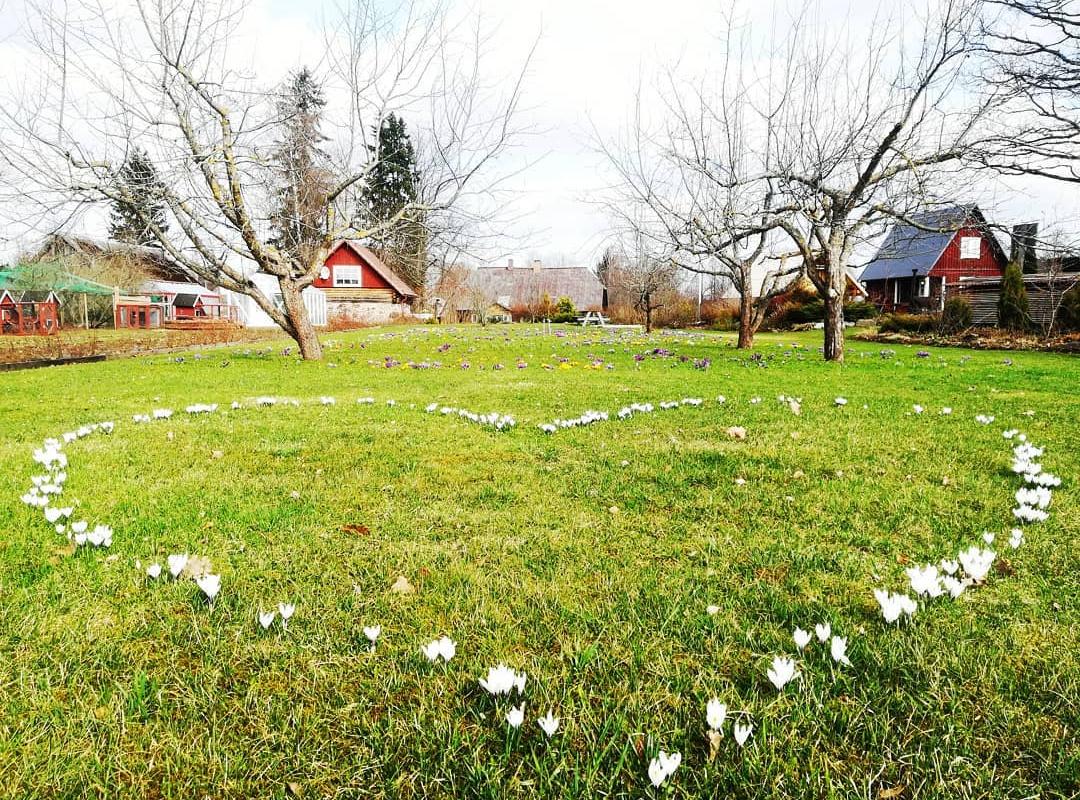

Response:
(18, 395), (1061, 791)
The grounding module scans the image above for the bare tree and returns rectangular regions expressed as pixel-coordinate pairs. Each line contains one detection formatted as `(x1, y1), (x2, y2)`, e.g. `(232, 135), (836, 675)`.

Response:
(615, 240), (678, 333)
(597, 14), (799, 349)
(758, 0), (996, 362)
(0, 0), (530, 359)
(979, 0), (1080, 182)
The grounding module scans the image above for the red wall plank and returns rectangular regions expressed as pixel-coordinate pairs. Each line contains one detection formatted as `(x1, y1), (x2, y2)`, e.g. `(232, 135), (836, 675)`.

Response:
(929, 227), (1005, 283)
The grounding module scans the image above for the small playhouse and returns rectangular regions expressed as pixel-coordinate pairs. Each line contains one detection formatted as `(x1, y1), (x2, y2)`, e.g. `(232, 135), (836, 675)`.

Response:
(0, 288), (61, 336)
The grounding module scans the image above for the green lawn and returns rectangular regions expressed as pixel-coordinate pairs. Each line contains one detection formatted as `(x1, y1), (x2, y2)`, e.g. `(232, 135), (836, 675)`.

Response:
(1, 325), (1077, 799)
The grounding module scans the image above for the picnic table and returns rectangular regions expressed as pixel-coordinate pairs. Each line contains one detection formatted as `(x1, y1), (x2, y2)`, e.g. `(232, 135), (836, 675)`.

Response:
(576, 311), (610, 326)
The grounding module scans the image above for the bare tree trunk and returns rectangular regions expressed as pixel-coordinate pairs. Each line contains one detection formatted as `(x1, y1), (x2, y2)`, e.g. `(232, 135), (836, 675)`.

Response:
(823, 272), (845, 362)
(644, 300), (653, 333)
(737, 291), (754, 348)
(279, 279), (322, 359)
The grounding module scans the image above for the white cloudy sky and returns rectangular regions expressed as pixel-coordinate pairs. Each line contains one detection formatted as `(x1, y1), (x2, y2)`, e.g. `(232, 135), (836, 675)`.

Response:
(1, 0), (1078, 268)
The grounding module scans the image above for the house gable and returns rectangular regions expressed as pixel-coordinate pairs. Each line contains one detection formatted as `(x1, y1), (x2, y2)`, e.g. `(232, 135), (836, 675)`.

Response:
(927, 225), (1007, 282)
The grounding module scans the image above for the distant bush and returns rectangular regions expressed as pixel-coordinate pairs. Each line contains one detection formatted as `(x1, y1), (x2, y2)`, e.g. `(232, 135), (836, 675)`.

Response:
(551, 296), (577, 323)
(655, 297), (698, 328)
(1058, 284), (1080, 332)
(700, 299), (740, 330)
(998, 262), (1030, 331)
(844, 301), (878, 322)
(940, 297), (973, 334)
(878, 312), (940, 334)
(767, 297), (877, 327)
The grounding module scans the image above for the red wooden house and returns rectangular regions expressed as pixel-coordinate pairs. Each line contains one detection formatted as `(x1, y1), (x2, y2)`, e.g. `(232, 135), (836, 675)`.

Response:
(861, 205), (1007, 312)
(315, 241), (418, 322)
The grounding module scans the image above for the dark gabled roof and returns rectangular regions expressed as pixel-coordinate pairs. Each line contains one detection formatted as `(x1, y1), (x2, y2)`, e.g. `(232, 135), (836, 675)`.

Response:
(333, 241), (419, 298)
(861, 205), (999, 281)
(172, 293), (202, 307)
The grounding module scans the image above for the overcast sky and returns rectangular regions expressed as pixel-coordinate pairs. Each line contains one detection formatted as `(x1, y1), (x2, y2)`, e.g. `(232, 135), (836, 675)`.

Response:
(2, 0), (1078, 268)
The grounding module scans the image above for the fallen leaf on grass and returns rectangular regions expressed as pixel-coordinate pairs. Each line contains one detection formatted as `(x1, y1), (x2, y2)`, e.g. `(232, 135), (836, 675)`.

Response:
(707, 730), (723, 762)
(994, 558), (1016, 577)
(182, 556), (213, 579)
(725, 426), (746, 440)
(390, 575), (415, 595)
(341, 523), (370, 536)
(878, 786), (905, 799)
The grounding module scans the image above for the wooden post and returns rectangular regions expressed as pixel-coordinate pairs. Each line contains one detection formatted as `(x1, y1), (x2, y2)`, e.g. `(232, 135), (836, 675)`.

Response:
(82, 293), (89, 329)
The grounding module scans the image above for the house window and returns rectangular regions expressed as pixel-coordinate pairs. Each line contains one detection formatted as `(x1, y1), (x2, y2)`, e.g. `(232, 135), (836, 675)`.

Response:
(959, 236), (981, 260)
(919, 276), (931, 298)
(334, 265), (362, 287)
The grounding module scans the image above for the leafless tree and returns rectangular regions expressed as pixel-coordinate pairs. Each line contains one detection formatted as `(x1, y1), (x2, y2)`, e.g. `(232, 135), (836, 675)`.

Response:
(600, 2), (994, 359)
(979, 0), (1080, 182)
(758, 0), (997, 362)
(0, 0), (531, 359)
(613, 239), (678, 333)
(597, 15), (799, 349)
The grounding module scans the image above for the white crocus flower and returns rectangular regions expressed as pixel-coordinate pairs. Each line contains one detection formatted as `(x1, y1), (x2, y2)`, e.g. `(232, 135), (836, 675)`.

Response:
(793, 627), (812, 650)
(167, 554), (189, 578)
(146, 563), (162, 579)
(830, 636), (851, 666)
(506, 703), (525, 729)
(814, 623), (831, 643)
(648, 751), (681, 788)
(767, 656), (799, 691)
(258, 610), (276, 630)
(196, 574), (221, 601)
(733, 722), (754, 746)
(706, 699), (727, 731)
(278, 603), (296, 629)
(537, 710), (560, 737)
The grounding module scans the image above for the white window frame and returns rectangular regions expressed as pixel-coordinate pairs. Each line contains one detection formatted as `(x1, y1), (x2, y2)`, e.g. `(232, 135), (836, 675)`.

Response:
(959, 236), (981, 260)
(334, 265), (362, 287)
(893, 280), (900, 305)
(919, 276), (931, 298)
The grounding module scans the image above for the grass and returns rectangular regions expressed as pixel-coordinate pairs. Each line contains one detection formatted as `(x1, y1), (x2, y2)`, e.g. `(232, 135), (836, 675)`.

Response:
(0, 325), (1077, 799)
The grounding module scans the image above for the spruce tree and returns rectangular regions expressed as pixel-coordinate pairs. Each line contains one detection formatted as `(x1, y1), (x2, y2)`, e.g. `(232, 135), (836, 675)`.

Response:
(363, 114), (427, 290)
(269, 67), (332, 262)
(108, 147), (169, 246)
(998, 261), (1030, 330)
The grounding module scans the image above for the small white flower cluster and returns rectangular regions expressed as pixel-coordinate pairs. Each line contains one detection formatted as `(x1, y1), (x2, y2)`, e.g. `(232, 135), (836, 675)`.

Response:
(1011, 439), (1060, 522)
(617, 402), (655, 420)
(145, 553), (222, 601)
(427, 404), (516, 430)
(874, 426), (1060, 624)
(975, 414), (995, 425)
(539, 410), (609, 433)
(133, 408), (175, 423)
(185, 403), (218, 415)
(21, 424), (114, 550)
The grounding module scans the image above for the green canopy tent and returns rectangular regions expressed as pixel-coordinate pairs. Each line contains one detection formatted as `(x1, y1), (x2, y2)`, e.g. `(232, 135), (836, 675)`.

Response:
(0, 261), (116, 329)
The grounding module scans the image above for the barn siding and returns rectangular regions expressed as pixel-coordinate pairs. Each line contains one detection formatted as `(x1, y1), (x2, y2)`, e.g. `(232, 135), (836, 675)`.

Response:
(954, 275), (1080, 326)
(929, 226), (1005, 283)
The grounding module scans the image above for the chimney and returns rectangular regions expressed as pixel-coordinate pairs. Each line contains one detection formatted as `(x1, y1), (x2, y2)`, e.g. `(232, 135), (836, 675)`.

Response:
(531, 258), (542, 273)
(1010, 223), (1038, 272)
(507, 257), (514, 270)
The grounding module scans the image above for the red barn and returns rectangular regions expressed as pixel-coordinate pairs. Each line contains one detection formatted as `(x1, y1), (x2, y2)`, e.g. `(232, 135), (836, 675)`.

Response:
(314, 241), (418, 323)
(861, 205), (1007, 312)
